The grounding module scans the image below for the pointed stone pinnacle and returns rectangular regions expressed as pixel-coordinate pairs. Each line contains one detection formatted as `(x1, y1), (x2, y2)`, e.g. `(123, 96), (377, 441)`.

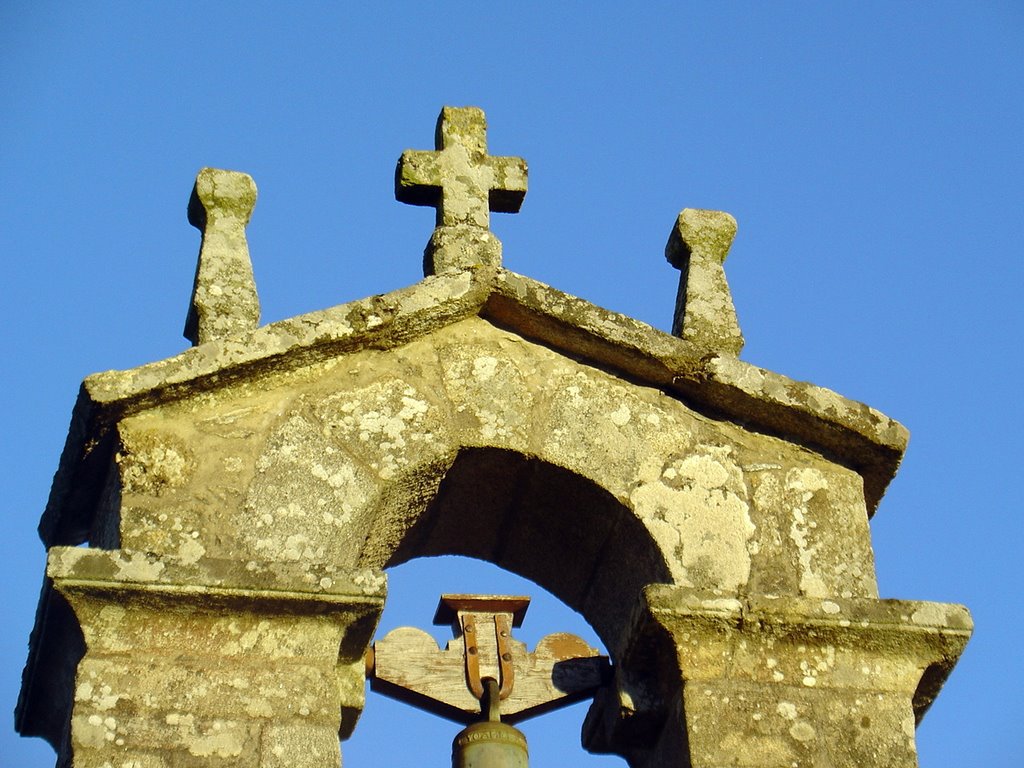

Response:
(666, 208), (744, 356)
(184, 168), (261, 346)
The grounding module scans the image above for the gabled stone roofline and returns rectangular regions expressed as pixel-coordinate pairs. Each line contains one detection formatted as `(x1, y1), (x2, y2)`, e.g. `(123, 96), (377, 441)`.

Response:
(39, 266), (907, 547)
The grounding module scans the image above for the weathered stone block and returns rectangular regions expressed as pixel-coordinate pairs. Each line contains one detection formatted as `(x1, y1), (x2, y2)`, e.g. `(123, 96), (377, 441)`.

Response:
(586, 585), (971, 768)
(22, 548), (384, 766)
(261, 724), (340, 768)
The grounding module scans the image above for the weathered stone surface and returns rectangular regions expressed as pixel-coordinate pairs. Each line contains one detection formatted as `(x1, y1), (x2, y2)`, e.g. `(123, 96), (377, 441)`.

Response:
(184, 168), (261, 346)
(397, 107), (527, 274)
(20, 255), (943, 765)
(59, 319), (879, 623)
(37, 267), (907, 553)
(666, 208), (744, 356)
(745, 466), (877, 599)
(584, 586), (972, 768)
(261, 724), (341, 768)
(22, 547), (384, 766)
(19, 127), (968, 768)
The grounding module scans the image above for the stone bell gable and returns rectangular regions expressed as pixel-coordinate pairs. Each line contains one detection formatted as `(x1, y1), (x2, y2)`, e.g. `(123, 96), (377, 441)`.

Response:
(18, 107), (970, 768)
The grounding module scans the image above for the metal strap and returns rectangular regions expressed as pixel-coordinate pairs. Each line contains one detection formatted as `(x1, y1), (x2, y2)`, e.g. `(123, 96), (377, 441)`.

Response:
(494, 613), (515, 700)
(462, 615), (485, 699)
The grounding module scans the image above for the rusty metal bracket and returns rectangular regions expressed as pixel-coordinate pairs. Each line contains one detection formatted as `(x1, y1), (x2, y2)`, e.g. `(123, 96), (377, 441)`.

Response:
(494, 612), (515, 699)
(462, 613), (484, 699)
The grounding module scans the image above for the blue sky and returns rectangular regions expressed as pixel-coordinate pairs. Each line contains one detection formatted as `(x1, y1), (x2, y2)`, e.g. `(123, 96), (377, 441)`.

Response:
(1, 3), (1021, 766)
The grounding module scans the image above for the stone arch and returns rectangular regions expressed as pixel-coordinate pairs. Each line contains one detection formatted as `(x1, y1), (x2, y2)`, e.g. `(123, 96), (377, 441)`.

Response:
(230, 320), (771, 618)
(358, 446), (672, 650)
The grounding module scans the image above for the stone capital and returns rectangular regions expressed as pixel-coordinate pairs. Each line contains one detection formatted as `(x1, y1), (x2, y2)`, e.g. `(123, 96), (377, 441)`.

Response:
(585, 585), (971, 768)
(18, 548), (385, 767)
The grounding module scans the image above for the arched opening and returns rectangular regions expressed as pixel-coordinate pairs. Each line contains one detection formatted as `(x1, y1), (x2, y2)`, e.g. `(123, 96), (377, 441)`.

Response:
(342, 447), (674, 765)
(357, 446), (673, 652)
(343, 556), (628, 768)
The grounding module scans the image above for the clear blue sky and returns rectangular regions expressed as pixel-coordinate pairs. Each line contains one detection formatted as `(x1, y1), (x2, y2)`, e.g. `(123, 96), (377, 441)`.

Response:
(2, 3), (1020, 766)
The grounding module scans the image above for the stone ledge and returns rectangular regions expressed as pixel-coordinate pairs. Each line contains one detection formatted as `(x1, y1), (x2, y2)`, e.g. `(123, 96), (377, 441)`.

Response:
(643, 585), (973, 639)
(46, 546), (388, 603)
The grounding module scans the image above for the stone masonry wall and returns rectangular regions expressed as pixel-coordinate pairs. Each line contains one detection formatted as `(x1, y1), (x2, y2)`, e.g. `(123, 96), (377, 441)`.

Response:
(108, 316), (877, 650)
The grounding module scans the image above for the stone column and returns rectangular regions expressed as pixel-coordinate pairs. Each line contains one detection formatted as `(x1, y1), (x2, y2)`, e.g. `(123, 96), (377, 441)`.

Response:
(585, 585), (971, 768)
(23, 548), (384, 768)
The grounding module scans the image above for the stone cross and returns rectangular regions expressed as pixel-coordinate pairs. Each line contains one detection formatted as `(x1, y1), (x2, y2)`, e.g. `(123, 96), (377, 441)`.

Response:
(396, 106), (528, 275)
(665, 208), (744, 356)
(184, 167), (261, 346)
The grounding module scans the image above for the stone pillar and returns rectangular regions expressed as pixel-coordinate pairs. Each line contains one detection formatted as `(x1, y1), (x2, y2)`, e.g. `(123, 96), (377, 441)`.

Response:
(22, 548), (384, 768)
(584, 585), (971, 768)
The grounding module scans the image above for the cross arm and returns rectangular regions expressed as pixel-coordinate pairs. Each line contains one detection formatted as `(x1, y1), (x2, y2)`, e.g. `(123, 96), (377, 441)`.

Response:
(487, 155), (528, 213)
(395, 149), (445, 207)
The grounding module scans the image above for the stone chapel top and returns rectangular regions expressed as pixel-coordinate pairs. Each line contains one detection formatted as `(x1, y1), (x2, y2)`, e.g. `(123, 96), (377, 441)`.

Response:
(37, 106), (908, 547)
(18, 107), (973, 768)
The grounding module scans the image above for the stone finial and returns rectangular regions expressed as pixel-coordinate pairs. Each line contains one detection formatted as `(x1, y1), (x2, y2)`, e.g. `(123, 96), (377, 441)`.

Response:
(665, 208), (744, 356)
(184, 168), (260, 346)
(396, 106), (528, 275)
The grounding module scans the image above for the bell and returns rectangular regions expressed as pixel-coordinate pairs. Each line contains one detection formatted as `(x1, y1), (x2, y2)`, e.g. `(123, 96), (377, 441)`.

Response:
(452, 720), (528, 768)
(453, 677), (528, 768)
